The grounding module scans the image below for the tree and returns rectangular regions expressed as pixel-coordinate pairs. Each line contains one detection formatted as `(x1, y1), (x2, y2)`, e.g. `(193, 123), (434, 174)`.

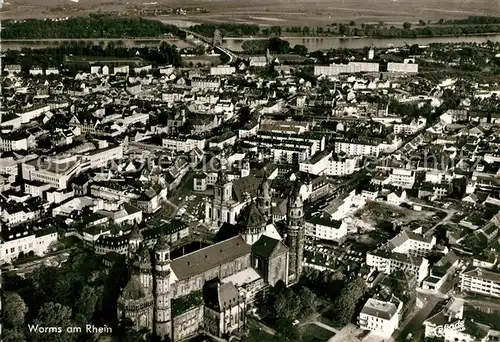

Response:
(220, 53), (231, 64)
(403, 22), (412, 30)
(293, 44), (308, 56)
(275, 318), (302, 342)
(419, 19), (426, 26)
(331, 277), (366, 327)
(339, 24), (351, 35)
(3, 328), (25, 342)
(268, 37), (291, 54)
(349, 20), (356, 26)
(31, 302), (76, 342)
(409, 44), (421, 55)
(297, 286), (317, 317)
(74, 285), (99, 324)
(4, 292), (28, 327)
(270, 285), (318, 322)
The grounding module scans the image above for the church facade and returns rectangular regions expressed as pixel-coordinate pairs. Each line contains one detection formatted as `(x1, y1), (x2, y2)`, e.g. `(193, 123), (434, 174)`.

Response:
(118, 174), (305, 341)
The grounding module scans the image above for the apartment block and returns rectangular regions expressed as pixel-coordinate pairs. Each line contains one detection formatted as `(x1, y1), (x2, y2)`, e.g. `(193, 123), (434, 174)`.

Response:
(460, 267), (500, 298)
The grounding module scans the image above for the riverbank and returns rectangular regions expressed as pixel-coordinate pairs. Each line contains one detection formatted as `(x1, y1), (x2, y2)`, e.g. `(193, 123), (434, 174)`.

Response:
(0, 38), (194, 52)
(224, 32), (500, 41)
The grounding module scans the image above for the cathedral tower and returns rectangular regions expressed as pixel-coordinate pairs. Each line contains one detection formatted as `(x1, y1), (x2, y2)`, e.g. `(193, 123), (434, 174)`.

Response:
(257, 170), (272, 221)
(153, 235), (172, 339)
(128, 223), (142, 261)
(207, 150), (236, 226)
(133, 247), (153, 291)
(214, 152), (232, 204)
(285, 183), (305, 285)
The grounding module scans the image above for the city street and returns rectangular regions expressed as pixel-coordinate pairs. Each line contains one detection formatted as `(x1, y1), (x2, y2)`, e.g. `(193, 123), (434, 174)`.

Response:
(389, 293), (442, 342)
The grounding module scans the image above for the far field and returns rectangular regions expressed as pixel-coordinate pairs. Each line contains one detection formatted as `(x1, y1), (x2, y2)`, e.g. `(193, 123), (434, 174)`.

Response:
(1, 0), (499, 26)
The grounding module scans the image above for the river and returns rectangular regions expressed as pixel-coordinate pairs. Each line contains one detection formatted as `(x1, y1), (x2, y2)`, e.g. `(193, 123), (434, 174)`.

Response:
(222, 34), (500, 51)
(2, 34), (499, 52)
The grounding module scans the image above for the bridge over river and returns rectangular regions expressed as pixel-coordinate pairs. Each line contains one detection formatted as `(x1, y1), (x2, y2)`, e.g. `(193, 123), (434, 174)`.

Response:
(180, 29), (240, 63)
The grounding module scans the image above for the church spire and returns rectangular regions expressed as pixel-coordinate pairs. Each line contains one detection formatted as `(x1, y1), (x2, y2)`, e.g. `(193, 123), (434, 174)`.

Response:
(215, 149), (229, 186)
(257, 168), (272, 220)
(285, 180), (305, 285)
(128, 222), (142, 260)
(214, 149), (233, 204)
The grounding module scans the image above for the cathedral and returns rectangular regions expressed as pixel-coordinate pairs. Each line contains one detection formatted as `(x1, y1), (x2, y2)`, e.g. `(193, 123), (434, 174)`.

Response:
(118, 173), (306, 341)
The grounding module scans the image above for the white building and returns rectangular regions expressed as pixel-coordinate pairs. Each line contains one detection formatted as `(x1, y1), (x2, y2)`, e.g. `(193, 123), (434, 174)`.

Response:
(113, 65), (130, 74)
(214, 99), (235, 117)
(305, 216), (348, 243)
(18, 104), (51, 124)
(208, 133), (237, 150)
(25, 181), (52, 198)
(271, 146), (309, 164)
(238, 121), (259, 139)
(388, 61), (419, 73)
(0, 133), (31, 151)
(82, 145), (124, 170)
(358, 297), (403, 338)
(21, 145), (123, 189)
(162, 136), (206, 153)
(327, 154), (359, 176)
(21, 155), (82, 189)
(299, 151), (330, 175)
(1, 226), (58, 263)
(388, 230), (436, 257)
(368, 47), (375, 60)
(314, 62), (380, 76)
(45, 67), (59, 75)
(2, 204), (39, 226)
(394, 117), (426, 135)
(4, 65), (22, 75)
(134, 65), (152, 74)
(210, 65), (236, 75)
(388, 169), (415, 189)
(387, 190), (407, 206)
(191, 77), (221, 90)
(460, 267), (500, 298)
(367, 249), (429, 282)
(378, 136), (403, 154)
(97, 202), (143, 226)
(425, 170), (454, 184)
(29, 67), (44, 76)
(334, 139), (380, 157)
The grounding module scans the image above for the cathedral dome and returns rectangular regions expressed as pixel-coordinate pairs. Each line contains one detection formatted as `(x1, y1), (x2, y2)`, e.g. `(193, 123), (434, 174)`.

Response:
(238, 201), (266, 230)
(121, 274), (148, 301)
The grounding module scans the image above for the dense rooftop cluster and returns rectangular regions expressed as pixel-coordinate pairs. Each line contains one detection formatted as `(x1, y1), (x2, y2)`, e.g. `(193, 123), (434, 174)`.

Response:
(1, 38), (500, 342)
